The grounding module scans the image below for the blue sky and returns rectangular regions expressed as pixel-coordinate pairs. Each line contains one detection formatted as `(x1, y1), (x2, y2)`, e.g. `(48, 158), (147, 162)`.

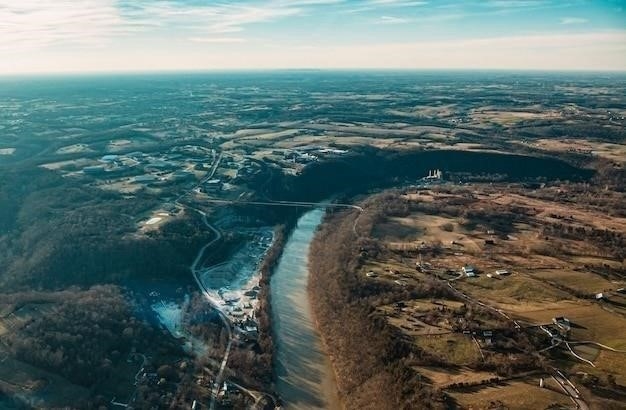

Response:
(0, 0), (625, 73)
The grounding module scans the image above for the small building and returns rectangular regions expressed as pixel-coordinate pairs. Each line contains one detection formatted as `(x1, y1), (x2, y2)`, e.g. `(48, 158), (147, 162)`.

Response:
(100, 154), (119, 163)
(595, 292), (605, 300)
(552, 316), (571, 331)
(482, 330), (493, 345)
(462, 265), (476, 277)
(218, 381), (229, 399)
(495, 269), (509, 276)
(366, 271), (377, 278)
(205, 179), (222, 191)
(133, 174), (158, 183)
(300, 153), (318, 162)
(424, 169), (443, 180)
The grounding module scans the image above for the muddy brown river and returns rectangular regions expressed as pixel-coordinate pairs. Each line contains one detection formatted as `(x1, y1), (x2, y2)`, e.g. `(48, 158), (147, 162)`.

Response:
(271, 208), (341, 410)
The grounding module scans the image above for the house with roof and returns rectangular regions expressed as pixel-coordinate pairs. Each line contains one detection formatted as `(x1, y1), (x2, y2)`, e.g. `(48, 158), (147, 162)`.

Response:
(552, 316), (571, 331)
(462, 265), (476, 277)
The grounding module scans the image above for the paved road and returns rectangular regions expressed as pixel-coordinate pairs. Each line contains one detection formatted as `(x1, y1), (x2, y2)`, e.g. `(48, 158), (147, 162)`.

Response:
(569, 340), (626, 353)
(173, 151), (234, 410)
(202, 197), (362, 211)
(228, 380), (278, 409)
(552, 368), (589, 410)
(186, 208), (232, 410)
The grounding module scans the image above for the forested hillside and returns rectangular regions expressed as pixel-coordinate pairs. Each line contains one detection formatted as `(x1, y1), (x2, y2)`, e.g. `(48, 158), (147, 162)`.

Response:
(0, 168), (210, 290)
(309, 200), (451, 410)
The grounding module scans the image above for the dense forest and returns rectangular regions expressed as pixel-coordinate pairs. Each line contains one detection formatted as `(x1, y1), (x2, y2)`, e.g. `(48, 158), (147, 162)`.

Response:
(0, 285), (186, 408)
(267, 147), (594, 204)
(0, 168), (211, 290)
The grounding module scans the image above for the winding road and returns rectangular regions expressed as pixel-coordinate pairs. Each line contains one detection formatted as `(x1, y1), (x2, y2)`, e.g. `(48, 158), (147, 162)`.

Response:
(228, 380), (278, 409)
(177, 154), (364, 408)
(186, 208), (232, 410)
(174, 152), (235, 409)
(552, 368), (589, 410)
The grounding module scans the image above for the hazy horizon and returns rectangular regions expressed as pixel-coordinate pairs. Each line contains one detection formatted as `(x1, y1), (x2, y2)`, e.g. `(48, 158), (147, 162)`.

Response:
(2, 67), (626, 79)
(1, 0), (625, 74)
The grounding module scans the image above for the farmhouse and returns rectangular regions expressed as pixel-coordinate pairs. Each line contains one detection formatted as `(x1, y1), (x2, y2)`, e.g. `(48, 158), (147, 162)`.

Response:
(552, 316), (571, 331)
(462, 265), (476, 277)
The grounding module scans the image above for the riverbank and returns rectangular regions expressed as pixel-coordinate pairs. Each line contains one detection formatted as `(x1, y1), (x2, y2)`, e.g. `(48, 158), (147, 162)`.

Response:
(271, 208), (342, 409)
(308, 203), (449, 410)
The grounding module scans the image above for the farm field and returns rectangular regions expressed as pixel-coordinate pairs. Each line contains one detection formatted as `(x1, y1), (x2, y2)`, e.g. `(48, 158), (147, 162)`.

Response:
(449, 378), (572, 410)
(355, 183), (626, 408)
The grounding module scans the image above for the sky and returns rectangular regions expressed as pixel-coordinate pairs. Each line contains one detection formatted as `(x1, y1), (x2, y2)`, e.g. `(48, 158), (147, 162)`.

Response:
(0, 0), (625, 74)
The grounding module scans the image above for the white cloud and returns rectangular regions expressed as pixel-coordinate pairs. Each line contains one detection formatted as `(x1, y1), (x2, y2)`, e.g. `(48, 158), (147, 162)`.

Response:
(188, 37), (247, 44)
(342, 0), (427, 14)
(0, 0), (145, 51)
(0, 0), (341, 52)
(485, 1), (546, 8)
(7, 30), (623, 74)
(0, 0), (623, 73)
(369, 0), (428, 5)
(560, 17), (588, 25)
(379, 15), (410, 24)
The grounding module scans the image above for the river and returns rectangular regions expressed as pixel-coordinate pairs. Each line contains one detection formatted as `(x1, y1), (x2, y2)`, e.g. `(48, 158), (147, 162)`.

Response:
(271, 208), (341, 410)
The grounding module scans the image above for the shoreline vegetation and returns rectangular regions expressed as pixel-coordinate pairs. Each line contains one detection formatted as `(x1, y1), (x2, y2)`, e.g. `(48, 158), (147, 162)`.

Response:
(238, 223), (287, 390)
(308, 203), (451, 409)
(310, 307), (344, 410)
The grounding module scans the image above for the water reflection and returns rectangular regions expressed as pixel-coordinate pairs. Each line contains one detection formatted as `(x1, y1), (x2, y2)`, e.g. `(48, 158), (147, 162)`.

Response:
(271, 209), (341, 410)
